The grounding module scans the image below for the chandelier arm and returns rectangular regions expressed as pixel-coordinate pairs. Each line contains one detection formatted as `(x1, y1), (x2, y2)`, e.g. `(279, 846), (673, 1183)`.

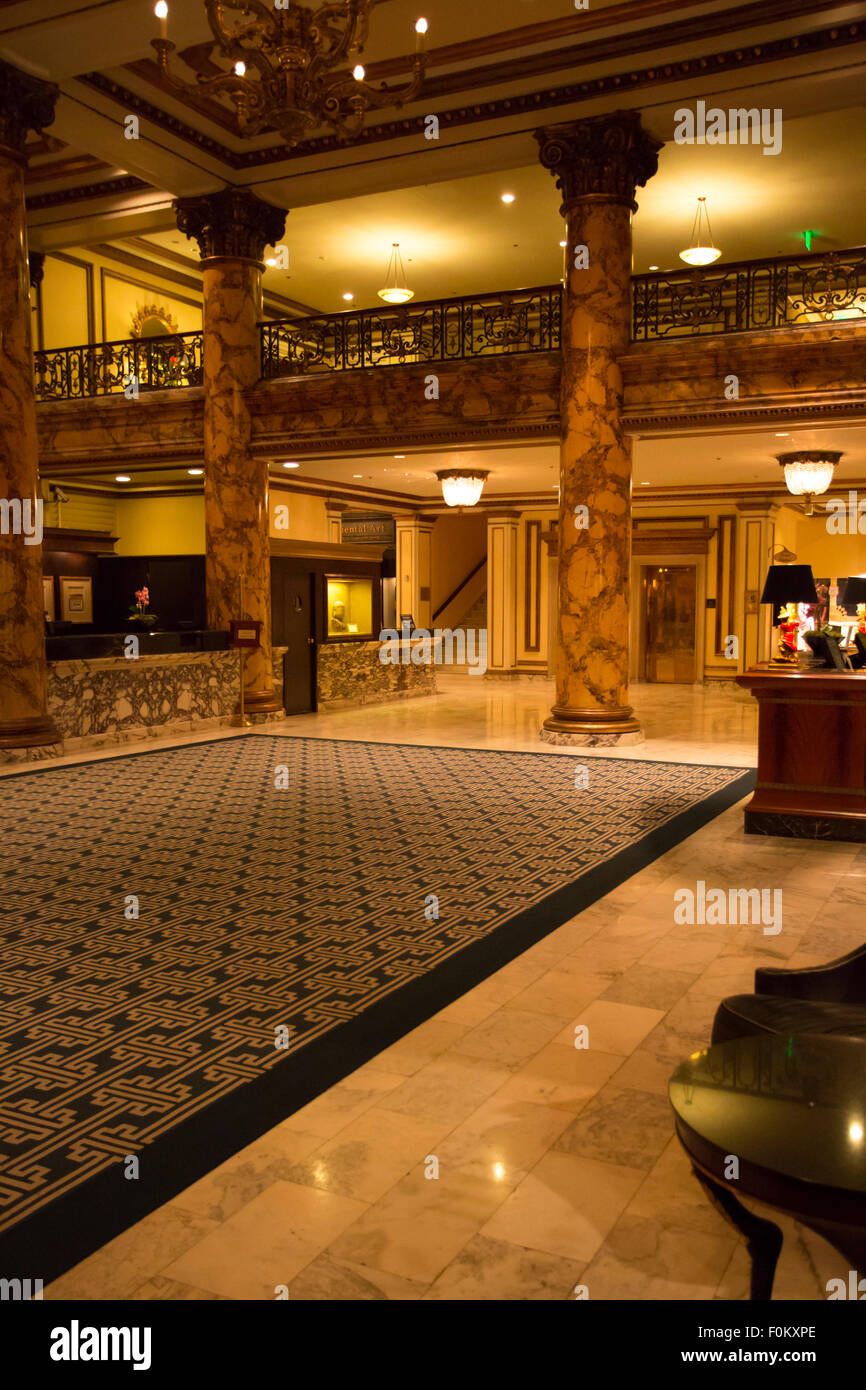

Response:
(314, 2), (370, 56)
(329, 56), (426, 109)
(204, 0), (279, 48)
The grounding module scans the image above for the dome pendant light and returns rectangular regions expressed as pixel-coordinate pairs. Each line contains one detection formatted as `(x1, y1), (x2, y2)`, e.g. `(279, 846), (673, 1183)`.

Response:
(777, 450), (842, 517)
(679, 196), (722, 267)
(377, 243), (414, 305)
(436, 469), (489, 507)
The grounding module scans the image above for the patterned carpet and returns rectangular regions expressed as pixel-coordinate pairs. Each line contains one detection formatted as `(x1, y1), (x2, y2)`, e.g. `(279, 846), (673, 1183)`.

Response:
(0, 734), (753, 1280)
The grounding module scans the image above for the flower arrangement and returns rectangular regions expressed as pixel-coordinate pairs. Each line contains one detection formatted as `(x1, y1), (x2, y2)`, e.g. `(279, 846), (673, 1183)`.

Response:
(129, 586), (158, 626)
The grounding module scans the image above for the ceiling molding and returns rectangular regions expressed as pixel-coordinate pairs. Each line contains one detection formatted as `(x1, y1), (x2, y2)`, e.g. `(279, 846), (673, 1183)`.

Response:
(25, 174), (151, 211)
(75, 19), (866, 173)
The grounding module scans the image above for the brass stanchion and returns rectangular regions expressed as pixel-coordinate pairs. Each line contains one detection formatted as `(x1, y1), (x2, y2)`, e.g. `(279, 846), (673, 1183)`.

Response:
(234, 574), (253, 728)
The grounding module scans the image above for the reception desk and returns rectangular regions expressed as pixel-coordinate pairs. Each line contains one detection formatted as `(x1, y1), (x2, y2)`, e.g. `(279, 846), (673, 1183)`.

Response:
(736, 666), (866, 841)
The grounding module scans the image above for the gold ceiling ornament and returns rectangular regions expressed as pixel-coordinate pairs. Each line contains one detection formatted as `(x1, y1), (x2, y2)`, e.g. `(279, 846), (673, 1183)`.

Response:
(151, 2), (429, 146)
(130, 303), (180, 338)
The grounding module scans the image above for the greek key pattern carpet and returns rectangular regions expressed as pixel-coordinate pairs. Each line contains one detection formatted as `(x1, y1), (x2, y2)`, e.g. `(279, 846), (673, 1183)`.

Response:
(0, 735), (753, 1279)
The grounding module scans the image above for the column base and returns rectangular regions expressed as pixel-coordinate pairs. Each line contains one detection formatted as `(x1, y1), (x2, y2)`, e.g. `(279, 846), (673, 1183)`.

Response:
(540, 705), (644, 747)
(237, 687), (284, 717)
(0, 713), (63, 754)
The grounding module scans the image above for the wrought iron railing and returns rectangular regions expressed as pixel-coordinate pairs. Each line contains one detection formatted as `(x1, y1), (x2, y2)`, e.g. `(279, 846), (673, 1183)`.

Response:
(33, 331), (204, 401)
(259, 285), (562, 377)
(632, 248), (866, 340)
(31, 250), (866, 400)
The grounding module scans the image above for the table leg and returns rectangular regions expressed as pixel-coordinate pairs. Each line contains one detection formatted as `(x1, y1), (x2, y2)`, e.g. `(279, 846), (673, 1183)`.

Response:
(692, 1167), (783, 1301)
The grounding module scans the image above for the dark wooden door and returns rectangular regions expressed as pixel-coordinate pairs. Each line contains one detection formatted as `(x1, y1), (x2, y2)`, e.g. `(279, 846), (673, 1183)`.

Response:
(272, 565), (316, 714)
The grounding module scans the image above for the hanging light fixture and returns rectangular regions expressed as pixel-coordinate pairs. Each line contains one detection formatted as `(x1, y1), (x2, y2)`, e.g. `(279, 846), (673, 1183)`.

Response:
(777, 450), (842, 516)
(436, 469), (489, 508)
(679, 197), (722, 266)
(377, 244), (414, 304)
(151, 3), (429, 147)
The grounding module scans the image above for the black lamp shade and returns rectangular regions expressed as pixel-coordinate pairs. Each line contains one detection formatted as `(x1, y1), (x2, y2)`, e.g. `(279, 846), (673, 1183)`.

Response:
(760, 564), (818, 608)
(839, 575), (866, 606)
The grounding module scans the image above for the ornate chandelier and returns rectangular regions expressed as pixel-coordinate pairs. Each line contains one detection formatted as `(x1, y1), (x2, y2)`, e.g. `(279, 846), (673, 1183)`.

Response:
(436, 470), (489, 508)
(777, 450), (842, 515)
(151, 2), (429, 146)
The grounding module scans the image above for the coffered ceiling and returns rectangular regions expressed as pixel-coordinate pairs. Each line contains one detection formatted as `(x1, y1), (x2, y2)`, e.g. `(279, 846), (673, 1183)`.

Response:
(7, 0), (866, 290)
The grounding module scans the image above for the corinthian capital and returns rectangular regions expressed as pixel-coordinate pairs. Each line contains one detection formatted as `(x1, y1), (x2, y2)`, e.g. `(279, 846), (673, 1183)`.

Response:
(535, 112), (662, 214)
(0, 61), (58, 163)
(175, 187), (288, 264)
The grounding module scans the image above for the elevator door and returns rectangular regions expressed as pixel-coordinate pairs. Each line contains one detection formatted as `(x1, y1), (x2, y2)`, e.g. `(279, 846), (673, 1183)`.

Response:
(642, 565), (697, 683)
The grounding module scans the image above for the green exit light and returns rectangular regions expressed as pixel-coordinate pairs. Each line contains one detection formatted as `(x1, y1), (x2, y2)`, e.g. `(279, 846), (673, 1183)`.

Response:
(802, 230), (818, 251)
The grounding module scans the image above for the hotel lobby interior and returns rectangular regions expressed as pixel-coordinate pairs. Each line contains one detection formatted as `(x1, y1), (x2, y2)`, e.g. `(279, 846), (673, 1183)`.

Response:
(3, 0), (866, 1321)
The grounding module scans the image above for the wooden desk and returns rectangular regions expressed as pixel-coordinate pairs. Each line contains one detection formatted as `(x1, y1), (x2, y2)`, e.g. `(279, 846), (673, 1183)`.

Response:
(736, 665), (866, 841)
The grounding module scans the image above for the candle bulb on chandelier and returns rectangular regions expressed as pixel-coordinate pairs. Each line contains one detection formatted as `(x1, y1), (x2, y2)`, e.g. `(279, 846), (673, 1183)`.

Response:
(234, 60), (246, 76)
(415, 17), (428, 51)
(154, 0), (167, 39)
(352, 63), (365, 81)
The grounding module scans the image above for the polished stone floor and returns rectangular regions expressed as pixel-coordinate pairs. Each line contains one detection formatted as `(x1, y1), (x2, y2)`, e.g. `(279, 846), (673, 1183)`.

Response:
(38, 678), (861, 1300)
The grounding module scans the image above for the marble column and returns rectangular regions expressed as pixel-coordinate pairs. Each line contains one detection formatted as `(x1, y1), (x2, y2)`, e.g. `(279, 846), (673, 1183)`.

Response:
(175, 188), (287, 713)
(0, 62), (61, 756)
(536, 113), (661, 745)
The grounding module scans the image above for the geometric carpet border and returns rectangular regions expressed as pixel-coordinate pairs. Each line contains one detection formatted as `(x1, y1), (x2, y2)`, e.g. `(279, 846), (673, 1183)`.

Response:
(0, 734), (755, 1286)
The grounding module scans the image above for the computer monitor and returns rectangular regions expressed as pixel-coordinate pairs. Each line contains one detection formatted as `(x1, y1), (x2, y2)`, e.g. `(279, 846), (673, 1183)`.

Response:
(804, 632), (850, 671)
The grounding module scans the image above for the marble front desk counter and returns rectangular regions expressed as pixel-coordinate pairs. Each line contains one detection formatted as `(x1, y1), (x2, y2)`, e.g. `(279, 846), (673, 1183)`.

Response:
(45, 639), (436, 750)
(47, 648), (245, 750)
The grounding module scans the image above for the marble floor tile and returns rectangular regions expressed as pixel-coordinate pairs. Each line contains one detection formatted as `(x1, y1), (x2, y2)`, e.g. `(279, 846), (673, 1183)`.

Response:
(553, 999), (666, 1055)
(377, 1053), (511, 1128)
(44, 1205), (220, 1301)
(161, 1182), (369, 1299)
(600, 965), (697, 1011)
(494, 1040), (623, 1112)
(449, 1007), (563, 1070)
(580, 1212), (738, 1301)
(480, 1150), (646, 1264)
(288, 1252), (428, 1301)
(279, 1107), (444, 1205)
(326, 1164), (514, 1284)
(553, 1086), (674, 1171)
(501, 966), (613, 1019)
(424, 1233), (585, 1301)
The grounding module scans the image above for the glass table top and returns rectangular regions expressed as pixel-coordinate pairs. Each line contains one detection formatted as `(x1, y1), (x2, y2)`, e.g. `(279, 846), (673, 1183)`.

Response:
(669, 1033), (866, 1193)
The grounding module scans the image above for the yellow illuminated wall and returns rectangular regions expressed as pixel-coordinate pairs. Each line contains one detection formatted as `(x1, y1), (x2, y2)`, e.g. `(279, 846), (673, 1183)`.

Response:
(114, 496), (205, 555)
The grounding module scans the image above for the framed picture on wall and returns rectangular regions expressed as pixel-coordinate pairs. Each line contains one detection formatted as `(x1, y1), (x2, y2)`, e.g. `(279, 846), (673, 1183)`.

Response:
(42, 576), (56, 622)
(59, 576), (93, 624)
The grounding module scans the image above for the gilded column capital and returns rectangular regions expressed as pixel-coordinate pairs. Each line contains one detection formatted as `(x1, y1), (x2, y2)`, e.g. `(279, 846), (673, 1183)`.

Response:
(535, 111), (662, 214)
(174, 187), (288, 264)
(0, 61), (58, 163)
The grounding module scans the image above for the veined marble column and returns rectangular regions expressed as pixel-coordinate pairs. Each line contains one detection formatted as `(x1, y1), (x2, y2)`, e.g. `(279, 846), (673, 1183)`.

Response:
(536, 113), (661, 745)
(175, 188), (287, 713)
(0, 63), (61, 756)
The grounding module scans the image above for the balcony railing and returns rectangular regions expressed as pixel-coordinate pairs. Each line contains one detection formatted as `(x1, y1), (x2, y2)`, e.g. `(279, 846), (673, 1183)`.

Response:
(33, 331), (204, 402)
(259, 285), (562, 377)
(633, 247), (866, 340)
(31, 249), (866, 401)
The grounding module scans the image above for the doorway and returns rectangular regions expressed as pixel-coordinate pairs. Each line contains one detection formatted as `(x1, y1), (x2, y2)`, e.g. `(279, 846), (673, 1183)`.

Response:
(271, 565), (316, 714)
(641, 565), (697, 683)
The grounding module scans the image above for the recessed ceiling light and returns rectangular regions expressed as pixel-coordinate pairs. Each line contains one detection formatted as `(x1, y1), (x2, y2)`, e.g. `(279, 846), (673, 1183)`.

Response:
(187, 467), (204, 476)
(559, 240), (567, 248)
(115, 474), (131, 482)
(649, 265), (660, 271)
(283, 461), (300, 469)
(394, 454), (406, 459)
(342, 292), (354, 301)
(640, 481), (650, 486)
(775, 432), (790, 437)
(501, 193), (516, 204)
(352, 473), (363, 478)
